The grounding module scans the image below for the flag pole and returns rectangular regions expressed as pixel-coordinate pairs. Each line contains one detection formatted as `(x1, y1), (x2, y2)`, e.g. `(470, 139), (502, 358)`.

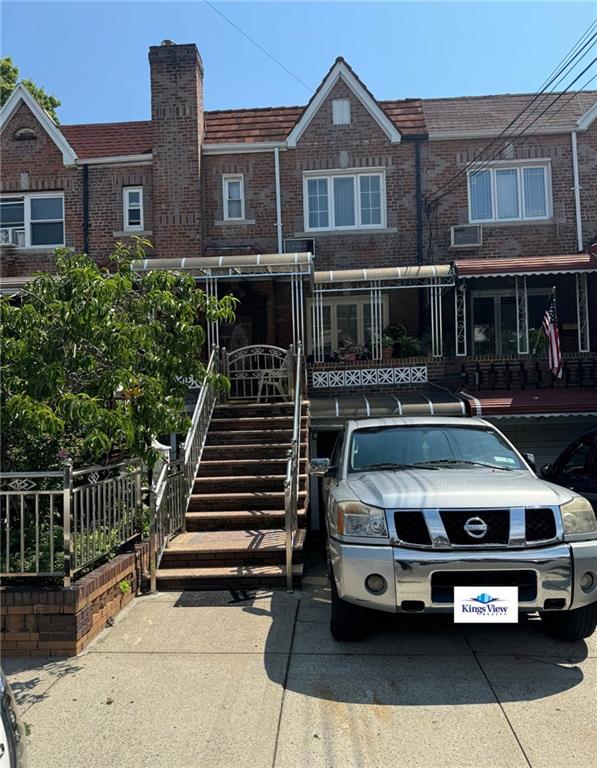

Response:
(533, 285), (556, 354)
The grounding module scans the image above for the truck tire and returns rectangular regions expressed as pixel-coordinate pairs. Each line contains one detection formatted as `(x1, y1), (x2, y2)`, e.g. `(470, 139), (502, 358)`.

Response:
(330, 575), (365, 642)
(540, 603), (597, 641)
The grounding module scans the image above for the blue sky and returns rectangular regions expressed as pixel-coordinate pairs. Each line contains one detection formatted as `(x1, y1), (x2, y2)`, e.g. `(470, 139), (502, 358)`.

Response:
(1, 1), (596, 124)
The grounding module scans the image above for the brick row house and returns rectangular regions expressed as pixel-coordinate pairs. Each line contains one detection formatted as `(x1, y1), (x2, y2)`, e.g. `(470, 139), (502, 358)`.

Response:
(1, 41), (597, 468)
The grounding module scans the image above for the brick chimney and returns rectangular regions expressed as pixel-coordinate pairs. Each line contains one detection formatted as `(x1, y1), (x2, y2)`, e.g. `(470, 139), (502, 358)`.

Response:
(149, 41), (204, 257)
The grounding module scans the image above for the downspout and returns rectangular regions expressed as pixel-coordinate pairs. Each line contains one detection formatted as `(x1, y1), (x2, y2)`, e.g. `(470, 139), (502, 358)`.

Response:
(82, 164), (89, 254)
(274, 147), (283, 253)
(415, 139), (423, 265)
(571, 131), (583, 252)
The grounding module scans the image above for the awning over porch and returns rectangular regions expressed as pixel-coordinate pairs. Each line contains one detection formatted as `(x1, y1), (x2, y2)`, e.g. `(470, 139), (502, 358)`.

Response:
(455, 253), (597, 279)
(460, 387), (597, 418)
(314, 263), (453, 287)
(310, 389), (466, 427)
(131, 252), (313, 278)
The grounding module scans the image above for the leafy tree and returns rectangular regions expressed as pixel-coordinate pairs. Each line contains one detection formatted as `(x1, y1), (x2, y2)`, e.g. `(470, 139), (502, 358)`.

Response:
(0, 239), (237, 471)
(1, 56), (61, 123)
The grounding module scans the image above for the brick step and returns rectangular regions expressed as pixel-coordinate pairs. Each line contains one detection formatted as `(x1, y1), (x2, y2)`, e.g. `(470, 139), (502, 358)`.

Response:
(185, 509), (307, 531)
(202, 443), (308, 460)
(213, 402), (308, 419)
(209, 416), (294, 431)
(206, 428), (308, 446)
(197, 458), (307, 477)
(156, 563), (303, 591)
(188, 490), (308, 512)
(193, 474), (307, 494)
(160, 529), (305, 569)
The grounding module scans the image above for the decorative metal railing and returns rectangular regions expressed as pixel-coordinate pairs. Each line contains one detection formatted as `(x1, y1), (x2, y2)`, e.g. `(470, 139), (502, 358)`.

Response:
(222, 344), (293, 401)
(0, 459), (143, 587)
(149, 347), (220, 591)
(284, 343), (303, 591)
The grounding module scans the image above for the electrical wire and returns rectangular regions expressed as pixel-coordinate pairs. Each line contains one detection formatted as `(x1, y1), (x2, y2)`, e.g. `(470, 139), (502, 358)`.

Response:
(204, 1), (313, 93)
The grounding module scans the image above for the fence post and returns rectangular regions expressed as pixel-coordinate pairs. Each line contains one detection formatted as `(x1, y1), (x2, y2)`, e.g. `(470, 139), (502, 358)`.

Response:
(287, 344), (295, 400)
(135, 464), (143, 538)
(62, 459), (74, 589)
(149, 480), (157, 593)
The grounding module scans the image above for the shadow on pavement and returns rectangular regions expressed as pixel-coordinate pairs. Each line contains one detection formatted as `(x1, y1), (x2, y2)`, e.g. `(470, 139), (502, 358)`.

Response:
(1, 657), (83, 711)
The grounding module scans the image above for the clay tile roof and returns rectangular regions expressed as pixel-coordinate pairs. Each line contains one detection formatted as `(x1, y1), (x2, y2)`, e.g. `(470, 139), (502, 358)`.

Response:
(203, 105), (305, 144)
(422, 91), (597, 135)
(60, 121), (152, 159)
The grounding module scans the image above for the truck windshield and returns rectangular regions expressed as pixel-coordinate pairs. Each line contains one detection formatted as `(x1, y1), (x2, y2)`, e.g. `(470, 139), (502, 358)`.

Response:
(349, 425), (524, 473)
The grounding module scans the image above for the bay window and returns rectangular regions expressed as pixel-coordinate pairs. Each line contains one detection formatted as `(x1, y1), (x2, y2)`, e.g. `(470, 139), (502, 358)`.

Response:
(468, 162), (550, 223)
(304, 171), (385, 231)
(0, 193), (64, 248)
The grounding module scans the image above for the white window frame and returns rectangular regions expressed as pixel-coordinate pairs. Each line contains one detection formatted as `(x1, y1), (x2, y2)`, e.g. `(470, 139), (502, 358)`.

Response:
(306, 294), (389, 355)
(123, 186), (144, 232)
(303, 169), (386, 232)
(0, 192), (65, 249)
(223, 174), (245, 221)
(467, 160), (552, 224)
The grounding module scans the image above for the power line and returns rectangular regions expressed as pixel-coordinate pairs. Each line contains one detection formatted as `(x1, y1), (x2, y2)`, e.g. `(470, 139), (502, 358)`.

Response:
(204, 1), (313, 93)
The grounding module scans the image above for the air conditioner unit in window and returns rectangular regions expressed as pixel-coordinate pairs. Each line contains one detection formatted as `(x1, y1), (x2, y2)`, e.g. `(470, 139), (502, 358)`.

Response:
(0, 228), (25, 247)
(450, 225), (482, 248)
(284, 237), (315, 255)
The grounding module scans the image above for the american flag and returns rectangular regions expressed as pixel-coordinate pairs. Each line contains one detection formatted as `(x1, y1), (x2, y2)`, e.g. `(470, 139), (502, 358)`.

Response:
(542, 293), (562, 378)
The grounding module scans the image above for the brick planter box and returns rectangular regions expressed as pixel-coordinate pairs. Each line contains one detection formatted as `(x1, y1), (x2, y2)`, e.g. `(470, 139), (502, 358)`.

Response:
(1, 541), (149, 657)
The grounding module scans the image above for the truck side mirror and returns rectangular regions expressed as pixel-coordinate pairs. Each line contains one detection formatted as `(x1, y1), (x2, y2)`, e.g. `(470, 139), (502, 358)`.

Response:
(541, 463), (552, 478)
(522, 453), (536, 473)
(309, 458), (332, 477)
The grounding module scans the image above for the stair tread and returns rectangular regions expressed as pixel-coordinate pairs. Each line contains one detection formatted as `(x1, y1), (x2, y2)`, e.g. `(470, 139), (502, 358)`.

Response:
(186, 509), (305, 518)
(194, 474), (307, 482)
(166, 528), (305, 554)
(157, 563), (303, 580)
(191, 490), (307, 500)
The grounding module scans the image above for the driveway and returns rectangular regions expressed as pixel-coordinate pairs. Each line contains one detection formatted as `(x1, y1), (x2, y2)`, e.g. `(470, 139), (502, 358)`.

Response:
(3, 580), (597, 768)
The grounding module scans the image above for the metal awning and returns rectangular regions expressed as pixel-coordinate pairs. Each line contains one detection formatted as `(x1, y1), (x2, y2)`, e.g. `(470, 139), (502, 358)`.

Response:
(455, 254), (597, 279)
(460, 387), (597, 418)
(132, 252), (313, 279)
(0, 275), (34, 296)
(314, 263), (453, 290)
(310, 390), (466, 428)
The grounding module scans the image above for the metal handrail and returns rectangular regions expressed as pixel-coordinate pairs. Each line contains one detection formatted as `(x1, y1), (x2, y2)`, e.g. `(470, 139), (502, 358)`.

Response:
(284, 342), (303, 591)
(149, 347), (220, 591)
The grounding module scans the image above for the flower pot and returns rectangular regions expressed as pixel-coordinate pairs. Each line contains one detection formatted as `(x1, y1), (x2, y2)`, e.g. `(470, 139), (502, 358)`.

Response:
(342, 352), (357, 363)
(382, 347), (393, 361)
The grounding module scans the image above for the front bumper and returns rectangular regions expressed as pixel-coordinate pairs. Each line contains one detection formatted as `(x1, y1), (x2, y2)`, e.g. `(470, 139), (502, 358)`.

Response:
(329, 538), (597, 613)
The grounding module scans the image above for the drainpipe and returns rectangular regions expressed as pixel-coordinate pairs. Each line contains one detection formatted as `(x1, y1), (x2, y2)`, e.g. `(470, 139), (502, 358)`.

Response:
(415, 139), (423, 265)
(571, 131), (583, 252)
(274, 147), (283, 254)
(82, 164), (89, 254)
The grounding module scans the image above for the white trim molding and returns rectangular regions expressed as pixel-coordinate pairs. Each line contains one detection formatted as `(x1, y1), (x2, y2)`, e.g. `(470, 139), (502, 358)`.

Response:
(80, 154), (153, 166)
(203, 141), (286, 155)
(0, 83), (78, 166)
(222, 174), (245, 221)
(287, 59), (401, 147)
(122, 186), (144, 232)
(577, 99), (597, 131)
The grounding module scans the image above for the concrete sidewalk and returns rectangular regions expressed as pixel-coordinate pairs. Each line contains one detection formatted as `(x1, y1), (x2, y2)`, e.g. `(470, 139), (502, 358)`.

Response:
(4, 582), (597, 768)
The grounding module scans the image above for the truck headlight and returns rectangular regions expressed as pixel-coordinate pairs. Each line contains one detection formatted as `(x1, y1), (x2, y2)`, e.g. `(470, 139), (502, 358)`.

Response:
(561, 497), (597, 538)
(337, 501), (388, 538)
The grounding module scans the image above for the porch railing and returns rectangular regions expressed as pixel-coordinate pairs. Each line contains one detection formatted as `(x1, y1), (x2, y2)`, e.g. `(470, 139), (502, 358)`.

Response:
(149, 347), (220, 591)
(0, 459), (143, 587)
(285, 343), (303, 591)
(222, 344), (293, 401)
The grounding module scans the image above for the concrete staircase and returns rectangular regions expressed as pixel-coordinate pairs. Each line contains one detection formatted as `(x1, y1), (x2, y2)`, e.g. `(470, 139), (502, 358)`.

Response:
(156, 401), (309, 590)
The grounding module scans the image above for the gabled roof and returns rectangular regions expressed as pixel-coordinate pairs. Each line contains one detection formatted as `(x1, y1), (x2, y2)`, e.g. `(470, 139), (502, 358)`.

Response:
(423, 91), (597, 138)
(60, 121), (152, 159)
(0, 83), (78, 165)
(287, 58), (404, 146)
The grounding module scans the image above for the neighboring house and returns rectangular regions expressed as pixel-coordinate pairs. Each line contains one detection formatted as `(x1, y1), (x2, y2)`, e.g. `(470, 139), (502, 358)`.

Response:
(1, 41), (596, 463)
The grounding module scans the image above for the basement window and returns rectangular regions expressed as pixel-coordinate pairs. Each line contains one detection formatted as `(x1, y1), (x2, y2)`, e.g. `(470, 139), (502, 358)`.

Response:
(0, 193), (64, 248)
(123, 187), (144, 231)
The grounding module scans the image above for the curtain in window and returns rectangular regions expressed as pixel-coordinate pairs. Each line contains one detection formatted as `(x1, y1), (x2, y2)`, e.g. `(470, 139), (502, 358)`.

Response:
(333, 177), (355, 227)
(523, 167), (547, 218)
(360, 175), (381, 225)
(470, 170), (492, 220)
(495, 169), (519, 219)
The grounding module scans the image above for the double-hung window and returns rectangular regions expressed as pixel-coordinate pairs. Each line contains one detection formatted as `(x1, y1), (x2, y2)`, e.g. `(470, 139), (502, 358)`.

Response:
(468, 162), (550, 223)
(304, 171), (385, 231)
(123, 187), (144, 231)
(223, 175), (245, 221)
(0, 193), (64, 248)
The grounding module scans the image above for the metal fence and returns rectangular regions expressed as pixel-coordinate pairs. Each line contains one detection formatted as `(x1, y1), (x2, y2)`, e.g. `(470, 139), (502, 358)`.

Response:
(1, 459), (143, 587)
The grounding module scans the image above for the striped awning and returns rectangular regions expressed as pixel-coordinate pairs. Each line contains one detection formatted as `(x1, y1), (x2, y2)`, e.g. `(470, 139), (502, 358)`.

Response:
(132, 252), (312, 278)
(310, 390), (466, 427)
(455, 254), (597, 279)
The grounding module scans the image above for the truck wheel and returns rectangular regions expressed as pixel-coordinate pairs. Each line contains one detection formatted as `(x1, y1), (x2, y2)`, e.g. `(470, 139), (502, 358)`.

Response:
(330, 575), (365, 642)
(540, 603), (597, 641)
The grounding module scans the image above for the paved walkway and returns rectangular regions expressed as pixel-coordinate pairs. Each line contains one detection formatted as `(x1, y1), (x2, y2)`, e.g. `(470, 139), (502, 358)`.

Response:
(4, 582), (597, 768)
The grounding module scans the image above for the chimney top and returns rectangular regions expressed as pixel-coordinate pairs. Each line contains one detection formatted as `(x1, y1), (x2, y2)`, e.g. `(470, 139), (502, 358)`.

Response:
(161, 39), (175, 46)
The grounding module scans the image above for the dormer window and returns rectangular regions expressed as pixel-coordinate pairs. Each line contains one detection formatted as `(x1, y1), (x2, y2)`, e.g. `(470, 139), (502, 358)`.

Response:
(332, 99), (351, 125)
(13, 127), (37, 141)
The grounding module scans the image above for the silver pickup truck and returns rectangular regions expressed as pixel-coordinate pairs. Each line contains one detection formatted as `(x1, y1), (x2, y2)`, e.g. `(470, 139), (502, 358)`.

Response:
(310, 417), (597, 642)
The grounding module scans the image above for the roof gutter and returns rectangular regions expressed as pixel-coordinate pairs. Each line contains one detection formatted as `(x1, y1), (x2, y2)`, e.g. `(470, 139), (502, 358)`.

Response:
(274, 147), (283, 254)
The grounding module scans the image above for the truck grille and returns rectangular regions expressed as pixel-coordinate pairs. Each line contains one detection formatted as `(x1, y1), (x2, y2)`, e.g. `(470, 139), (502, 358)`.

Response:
(525, 508), (556, 542)
(431, 570), (537, 603)
(394, 511), (431, 545)
(440, 509), (509, 545)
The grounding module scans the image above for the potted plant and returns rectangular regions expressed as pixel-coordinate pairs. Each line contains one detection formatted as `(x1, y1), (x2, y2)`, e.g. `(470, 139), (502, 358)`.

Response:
(337, 336), (359, 363)
(382, 333), (395, 360)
